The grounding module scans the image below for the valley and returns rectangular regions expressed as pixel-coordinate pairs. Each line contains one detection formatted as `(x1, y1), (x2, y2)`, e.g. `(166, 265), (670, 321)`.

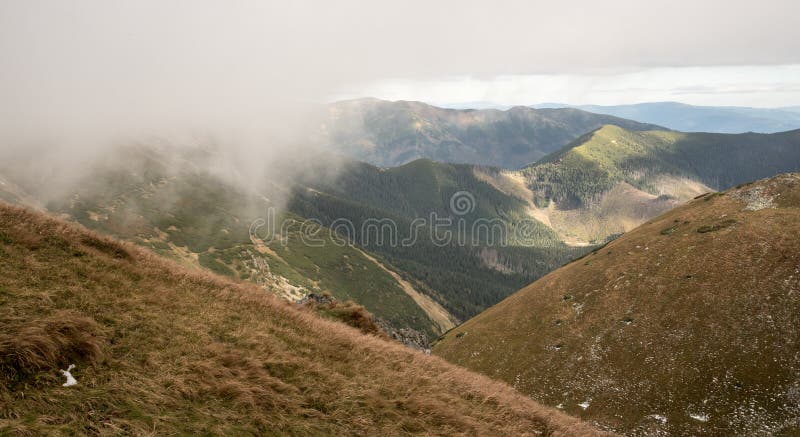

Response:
(2, 109), (800, 343)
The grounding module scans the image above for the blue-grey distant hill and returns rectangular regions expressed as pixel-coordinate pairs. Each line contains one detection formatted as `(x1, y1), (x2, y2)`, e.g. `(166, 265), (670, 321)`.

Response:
(532, 101), (800, 133)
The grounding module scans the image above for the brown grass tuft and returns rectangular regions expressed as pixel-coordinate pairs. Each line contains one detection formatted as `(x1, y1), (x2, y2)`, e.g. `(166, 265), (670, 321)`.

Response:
(0, 311), (103, 380)
(304, 298), (387, 337)
(79, 234), (132, 260)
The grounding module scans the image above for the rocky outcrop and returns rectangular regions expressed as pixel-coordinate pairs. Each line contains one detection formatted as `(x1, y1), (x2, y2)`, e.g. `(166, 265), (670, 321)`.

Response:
(299, 293), (431, 352)
(376, 319), (430, 353)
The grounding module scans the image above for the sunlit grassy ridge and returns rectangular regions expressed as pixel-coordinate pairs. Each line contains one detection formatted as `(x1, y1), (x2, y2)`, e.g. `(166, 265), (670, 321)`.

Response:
(528, 125), (800, 206)
(563, 126), (686, 175)
(0, 203), (603, 435)
(513, 125), (800, 243)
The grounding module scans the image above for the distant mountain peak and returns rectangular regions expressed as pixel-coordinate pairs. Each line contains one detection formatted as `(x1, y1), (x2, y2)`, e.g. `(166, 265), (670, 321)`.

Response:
(325, 98), (663, 168)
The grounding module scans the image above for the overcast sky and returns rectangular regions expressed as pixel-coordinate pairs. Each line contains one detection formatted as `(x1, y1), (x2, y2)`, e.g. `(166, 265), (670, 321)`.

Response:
(340, 65), (800, 108)
(1, 0), (799, 143)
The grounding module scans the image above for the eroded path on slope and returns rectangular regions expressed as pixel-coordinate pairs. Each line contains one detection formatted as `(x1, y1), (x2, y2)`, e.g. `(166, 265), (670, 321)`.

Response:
(355, 247), (458, 333)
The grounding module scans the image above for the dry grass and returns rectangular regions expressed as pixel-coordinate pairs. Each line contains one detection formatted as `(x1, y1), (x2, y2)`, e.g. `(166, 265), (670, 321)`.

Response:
(435, 173), (800, 435)
(0, 203), (604, 436)
(1, 312), (104, 379)
(303, 298), (387, 337)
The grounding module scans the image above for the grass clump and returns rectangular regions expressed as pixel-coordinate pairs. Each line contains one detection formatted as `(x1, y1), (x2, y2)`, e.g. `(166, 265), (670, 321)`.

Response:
(0, 311), (103, 383)
(697, 218), (737, 233)
(303, 297), (386, 337)
(80, 234), (131, 260)
(660, 225), (679, 235)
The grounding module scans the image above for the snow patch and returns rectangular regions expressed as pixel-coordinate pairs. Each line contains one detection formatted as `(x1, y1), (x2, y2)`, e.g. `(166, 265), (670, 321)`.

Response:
(648, 414), (668, 424)
(579, 400), (591, 410)
(732, 186), (775, 211)
(60, 364), (77, 387)
(689, 412), (709, 422)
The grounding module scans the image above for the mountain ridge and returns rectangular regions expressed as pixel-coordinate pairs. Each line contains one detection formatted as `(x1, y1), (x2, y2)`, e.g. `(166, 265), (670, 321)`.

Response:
(323, 98), (665, 168)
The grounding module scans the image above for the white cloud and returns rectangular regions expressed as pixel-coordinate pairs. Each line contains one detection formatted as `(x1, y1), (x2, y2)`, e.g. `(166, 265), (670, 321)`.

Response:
(342, 65), (800, 107)
(1, 0), (798, 143)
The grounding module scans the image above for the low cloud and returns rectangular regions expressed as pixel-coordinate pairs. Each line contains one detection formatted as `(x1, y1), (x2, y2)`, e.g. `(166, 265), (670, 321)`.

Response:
(0, 0), (798, 179)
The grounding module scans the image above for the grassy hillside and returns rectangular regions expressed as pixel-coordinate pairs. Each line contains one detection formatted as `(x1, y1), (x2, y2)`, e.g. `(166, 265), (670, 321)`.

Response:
(531, 125), (800, 205)
(0, 144), (589, 333)
(434, 173), (800, 435)
(515, 125), (800, 242)
(324, 98), (663, 168)
(0, 148), (444, 337)
(7, 125), (798, 335)
(0, 203), (604, 435)
(0, 144), (591, 332)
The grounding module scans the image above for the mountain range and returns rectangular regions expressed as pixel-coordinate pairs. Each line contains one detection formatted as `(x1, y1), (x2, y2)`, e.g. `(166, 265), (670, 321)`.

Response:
(0, 145), (588, 337)
(2, 113), (800, 341)
(3, 98), (800, 434)
(323, 98), (663, 168)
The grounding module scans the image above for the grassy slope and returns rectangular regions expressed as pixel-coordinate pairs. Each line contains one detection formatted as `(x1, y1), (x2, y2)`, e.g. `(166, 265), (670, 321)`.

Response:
(0, 143), (587, 332)
(266, 224), (443, 335)
(433, 174), (800, 435)
(22, 150), (440, 337)
(0, 203), (604, 436)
